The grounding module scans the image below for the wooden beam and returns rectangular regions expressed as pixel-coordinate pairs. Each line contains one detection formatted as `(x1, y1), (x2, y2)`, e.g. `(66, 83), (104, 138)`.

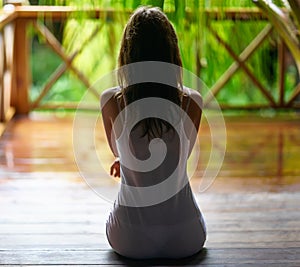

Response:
(30, 63), (68, 110)
(31, 22), (103, 110)
(286, 83), (300, 107)
(204, 24), (273, 105)
(0, 10), (17, 31)
(11, 18), (30, 115)
(217, 103), (299, 110)
(12, 6), (266, 21)
(207, 24), (277, 107)
(204, 7), (267, 21)
(0, 31), (4, 122)
(15, 6), (124, 22)
(33, 22), (100, 100)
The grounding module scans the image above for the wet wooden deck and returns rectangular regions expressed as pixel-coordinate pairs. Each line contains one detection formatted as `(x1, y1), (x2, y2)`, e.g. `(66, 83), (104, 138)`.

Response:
(0, 112), (300, 266)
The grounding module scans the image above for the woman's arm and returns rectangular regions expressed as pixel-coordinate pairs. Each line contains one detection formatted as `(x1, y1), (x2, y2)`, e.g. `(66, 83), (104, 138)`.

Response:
(100, 87), (121, 158)
(183, 88), (203, 156)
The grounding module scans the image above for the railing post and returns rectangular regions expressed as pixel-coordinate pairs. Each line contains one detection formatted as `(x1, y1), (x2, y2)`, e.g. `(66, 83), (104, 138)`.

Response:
(11, 18), (30, 114)
(1, 22), (15, 122)
(0, 31), (4, 122)
(9, 0), (31, 115)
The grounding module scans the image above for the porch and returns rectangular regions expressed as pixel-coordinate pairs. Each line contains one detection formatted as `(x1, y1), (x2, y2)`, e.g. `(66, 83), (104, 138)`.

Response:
(0, 113), (299, 266)
(0, 2), (300, 266)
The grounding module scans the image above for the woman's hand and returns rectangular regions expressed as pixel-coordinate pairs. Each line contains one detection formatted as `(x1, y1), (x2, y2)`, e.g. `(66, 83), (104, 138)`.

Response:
(110, 158), (120, 178)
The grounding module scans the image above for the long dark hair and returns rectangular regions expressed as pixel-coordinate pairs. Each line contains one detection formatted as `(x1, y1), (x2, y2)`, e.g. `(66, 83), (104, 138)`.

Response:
(117, 6), (183, 138)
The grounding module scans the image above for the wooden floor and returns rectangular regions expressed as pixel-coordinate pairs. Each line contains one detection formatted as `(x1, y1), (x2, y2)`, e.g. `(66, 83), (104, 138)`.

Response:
(0, 112), (300, 266)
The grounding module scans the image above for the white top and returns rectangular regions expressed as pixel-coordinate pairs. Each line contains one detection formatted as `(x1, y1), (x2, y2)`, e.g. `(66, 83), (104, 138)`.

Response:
(105, 87), (206, 259)
(110, 88), (203, 224)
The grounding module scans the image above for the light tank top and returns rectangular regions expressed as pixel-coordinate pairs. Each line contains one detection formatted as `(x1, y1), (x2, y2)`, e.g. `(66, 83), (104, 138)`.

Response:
(110, 90), (203, 227)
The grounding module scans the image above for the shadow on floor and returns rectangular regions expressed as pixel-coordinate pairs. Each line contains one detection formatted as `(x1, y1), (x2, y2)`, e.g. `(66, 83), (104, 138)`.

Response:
(110, 248), (208, 266)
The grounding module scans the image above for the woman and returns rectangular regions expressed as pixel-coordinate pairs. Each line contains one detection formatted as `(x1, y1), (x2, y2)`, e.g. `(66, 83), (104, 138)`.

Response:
(101, 6), (206, 259)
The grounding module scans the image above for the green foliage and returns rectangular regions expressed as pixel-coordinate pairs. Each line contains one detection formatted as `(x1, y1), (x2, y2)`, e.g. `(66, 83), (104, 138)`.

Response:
(253, 0), (300, 73)
(202, 20), (276, 104)
(29, 0), (299, 107)
(30, 43), (86, 102)
(31, 42), (61, 87)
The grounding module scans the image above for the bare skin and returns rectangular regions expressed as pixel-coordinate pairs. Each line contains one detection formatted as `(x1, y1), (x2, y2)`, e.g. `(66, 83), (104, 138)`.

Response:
(101, 87), (203, 178)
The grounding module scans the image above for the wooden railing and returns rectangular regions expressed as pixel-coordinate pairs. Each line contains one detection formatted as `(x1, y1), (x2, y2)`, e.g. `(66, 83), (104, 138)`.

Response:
(0, 4), (299, 134)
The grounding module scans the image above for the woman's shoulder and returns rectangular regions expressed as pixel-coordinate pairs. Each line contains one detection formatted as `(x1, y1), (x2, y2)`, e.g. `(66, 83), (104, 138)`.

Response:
(182, 86), (203, 110)
(100, 86), (121, 109)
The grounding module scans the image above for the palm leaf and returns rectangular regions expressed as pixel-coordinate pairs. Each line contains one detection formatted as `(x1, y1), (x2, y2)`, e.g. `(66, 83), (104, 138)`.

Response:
(253, 0), (300, 73)
(287, 0), (300, 28)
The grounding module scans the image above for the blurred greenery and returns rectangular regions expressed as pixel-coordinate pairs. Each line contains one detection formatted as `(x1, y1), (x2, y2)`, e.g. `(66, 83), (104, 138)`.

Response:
(30, 43), (86, 102)
(28, 0), (299, 107)
(253, 0), (300, 74)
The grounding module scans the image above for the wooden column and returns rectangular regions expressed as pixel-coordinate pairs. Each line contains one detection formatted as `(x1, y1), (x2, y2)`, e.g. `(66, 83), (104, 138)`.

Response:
(0, 31), (4, 122)
(11, 18), (30, 115)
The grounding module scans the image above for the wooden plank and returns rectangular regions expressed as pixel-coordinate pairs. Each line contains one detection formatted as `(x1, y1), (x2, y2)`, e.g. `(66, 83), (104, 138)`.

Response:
(0, 218), (299, 235)
(0, 230), (298, 247)
(1, 207), (299, 225)
(13, 6), (266, 21)
(0, 107), (15, 136)
(1, 115), (300, 265)
(15, 6), (118, 21)
(0, 248), (299, 265)
(15, 5), (76, 21)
